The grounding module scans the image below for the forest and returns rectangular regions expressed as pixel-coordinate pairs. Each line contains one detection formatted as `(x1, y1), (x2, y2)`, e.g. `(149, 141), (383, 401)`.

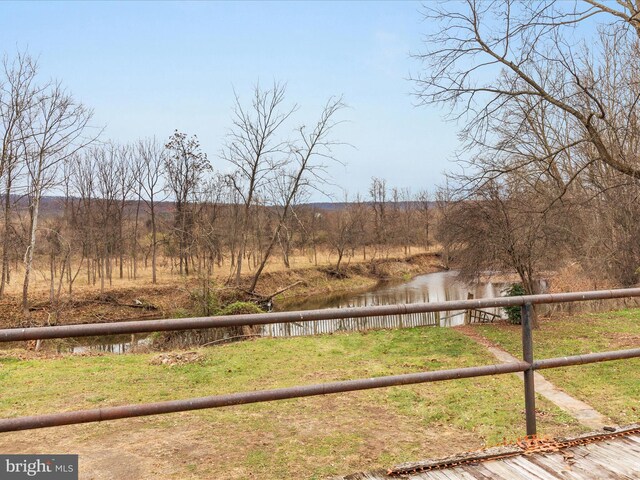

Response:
(0, 60), (433, 321)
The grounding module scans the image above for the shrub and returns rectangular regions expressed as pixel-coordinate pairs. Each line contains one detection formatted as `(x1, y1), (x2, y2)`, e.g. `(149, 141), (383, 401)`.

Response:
(171, 308), (191, 319)
(503, 283), (525, 324)
(190, 278), (219, 316)
(219, 301), (264, 316)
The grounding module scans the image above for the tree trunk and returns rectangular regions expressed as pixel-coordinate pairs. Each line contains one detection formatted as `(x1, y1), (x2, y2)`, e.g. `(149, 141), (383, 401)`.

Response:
(100, 253), (105, 293)
(151, 203), (157, 284)
(0, 176), (12, 297)
(49, 254), (55, 305)
(132, 198), (141, 280)
(336, 249), (344, 271)
(22, 192), (41, 316)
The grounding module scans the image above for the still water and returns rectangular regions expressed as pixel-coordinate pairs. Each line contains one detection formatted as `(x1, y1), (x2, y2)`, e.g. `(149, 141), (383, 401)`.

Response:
(263, 271), (511, 337)
(48, 270), (519, 352)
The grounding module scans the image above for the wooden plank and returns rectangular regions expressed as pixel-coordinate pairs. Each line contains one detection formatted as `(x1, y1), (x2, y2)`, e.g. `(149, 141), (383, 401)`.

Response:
(340, 434), (640, 480)
(624, 434), (640, 447)
(408, 473), (435, 480)
(585, 441), (630, 469)
(599, 437), (640, 455)
(502, 457), (555, 480)
(570, 444), (636, 479)
(617, 437), (640, 455)
(439, 467), (479, 480)
(416, 469), (456, 480)
(561, 448), (619, 479)
(359, 473), (383, 480)
(607, 435), (640, 452)
(560, 445), (624, 479)
(562, 445), (628, 480)
(526, 455), (571, 478)
(508, 455), (563, 480)
(591, 441), (640, 477)
(528, 452), (589, 480)
(480, 458), (526, 479)
(459, 463), (495, 480)
(423, 468), (466, 480)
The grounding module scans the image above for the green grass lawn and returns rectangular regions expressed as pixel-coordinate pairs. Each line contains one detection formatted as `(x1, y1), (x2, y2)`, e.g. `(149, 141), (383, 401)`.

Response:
(476, 308), (640, 425)
(0, 327), (581, 479)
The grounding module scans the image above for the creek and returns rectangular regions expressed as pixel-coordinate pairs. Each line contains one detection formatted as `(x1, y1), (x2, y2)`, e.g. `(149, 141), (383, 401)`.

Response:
(263, 270), (514, 337)
(42, 270), (529, 353)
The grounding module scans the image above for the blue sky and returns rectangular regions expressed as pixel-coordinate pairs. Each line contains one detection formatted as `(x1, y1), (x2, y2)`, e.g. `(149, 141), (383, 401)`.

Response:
(1, 1), (457, 200)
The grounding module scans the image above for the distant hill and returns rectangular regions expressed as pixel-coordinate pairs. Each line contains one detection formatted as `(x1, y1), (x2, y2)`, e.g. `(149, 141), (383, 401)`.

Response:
(9, 196), (436, 216)
(301, 202), (351, 211)
(301, 201), (436, 211)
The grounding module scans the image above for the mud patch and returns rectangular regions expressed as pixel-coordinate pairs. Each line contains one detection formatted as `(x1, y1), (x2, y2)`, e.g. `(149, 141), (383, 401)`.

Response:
(150, 351), (203, 367)
(605, 332), (640, 349)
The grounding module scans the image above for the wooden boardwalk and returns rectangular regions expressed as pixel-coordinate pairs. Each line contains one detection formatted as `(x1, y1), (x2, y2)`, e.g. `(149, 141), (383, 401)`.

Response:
(336, 425), (640, 480)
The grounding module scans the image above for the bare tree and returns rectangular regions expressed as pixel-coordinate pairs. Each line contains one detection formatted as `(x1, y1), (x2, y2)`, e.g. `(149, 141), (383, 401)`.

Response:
(415, 189), (431, 250)
(436, 176), (571, 308)
(0, 52), (40, 297)
(135, 137), (166, 284)
(222, 82), (296, 285)
(247, 96), (345, 291)
(115, 145), (133, 280)
(22, 82), (93, 314)
(351, 194), (370, 260)
(299, 205), (323, 266)
(413, 0), (640, 186)
(94, 144), (123, 291)
(415, 0), (640, 290)
(394, 187), (416, 255)
(327, 199), (360, 271)
(41, 219), (71, 322)
(433, 183), (455, 269)
(59, 156), (85, 295)
(164, 131), (210, 276)
(193, 174), (226, 277)
(70, 151), (98, 289)
(369, 177), (388, 257)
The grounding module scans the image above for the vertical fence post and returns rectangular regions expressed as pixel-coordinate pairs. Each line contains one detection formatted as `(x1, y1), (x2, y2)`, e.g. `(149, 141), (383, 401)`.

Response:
(521, 302), (537, 436)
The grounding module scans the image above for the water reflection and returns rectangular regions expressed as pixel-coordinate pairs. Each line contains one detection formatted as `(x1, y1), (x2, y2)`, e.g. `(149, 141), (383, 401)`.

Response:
(265, 271), (513, 337)
(58, 334), (151, 354)
(35, 271), (535, 351)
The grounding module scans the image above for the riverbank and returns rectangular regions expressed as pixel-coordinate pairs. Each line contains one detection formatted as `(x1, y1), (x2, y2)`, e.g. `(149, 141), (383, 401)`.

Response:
(0, 252), (442, 329)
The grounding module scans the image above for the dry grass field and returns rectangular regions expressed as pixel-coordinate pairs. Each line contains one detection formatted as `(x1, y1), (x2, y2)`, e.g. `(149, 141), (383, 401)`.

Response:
(1, 246), (435, 295)
(0, 247), (441, 328)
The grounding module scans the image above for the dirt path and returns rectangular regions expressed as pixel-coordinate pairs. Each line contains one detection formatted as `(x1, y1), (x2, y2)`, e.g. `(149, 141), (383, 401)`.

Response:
(456, 326), (612, 430)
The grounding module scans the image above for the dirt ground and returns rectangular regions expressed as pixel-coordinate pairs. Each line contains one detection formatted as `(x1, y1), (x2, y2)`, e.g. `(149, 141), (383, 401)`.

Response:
(0, 395), (527, 480)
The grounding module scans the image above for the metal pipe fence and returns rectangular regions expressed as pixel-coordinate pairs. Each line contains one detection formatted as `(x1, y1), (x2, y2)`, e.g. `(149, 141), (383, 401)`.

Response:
(1, 287), (640, 435)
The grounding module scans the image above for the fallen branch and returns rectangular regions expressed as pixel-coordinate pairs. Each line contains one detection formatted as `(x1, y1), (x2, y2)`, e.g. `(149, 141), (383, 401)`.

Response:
(238, 280), (303, 302)
(264, 281), (303, 300)
(30, 297), (158, 311)
(93, 299), (158, 310)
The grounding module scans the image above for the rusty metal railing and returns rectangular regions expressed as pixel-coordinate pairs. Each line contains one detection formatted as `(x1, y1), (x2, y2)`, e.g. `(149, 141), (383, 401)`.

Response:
(1, 287), (639, 434)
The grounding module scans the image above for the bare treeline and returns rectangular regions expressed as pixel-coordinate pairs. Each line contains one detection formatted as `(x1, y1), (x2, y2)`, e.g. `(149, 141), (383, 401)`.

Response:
(418, 0), (640, 292)
(0, 56), (434, 314)
(0, 52), (96, 314)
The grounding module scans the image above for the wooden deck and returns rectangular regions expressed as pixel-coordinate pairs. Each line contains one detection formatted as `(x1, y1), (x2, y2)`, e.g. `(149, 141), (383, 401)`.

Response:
(336, 425), (640, 480)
